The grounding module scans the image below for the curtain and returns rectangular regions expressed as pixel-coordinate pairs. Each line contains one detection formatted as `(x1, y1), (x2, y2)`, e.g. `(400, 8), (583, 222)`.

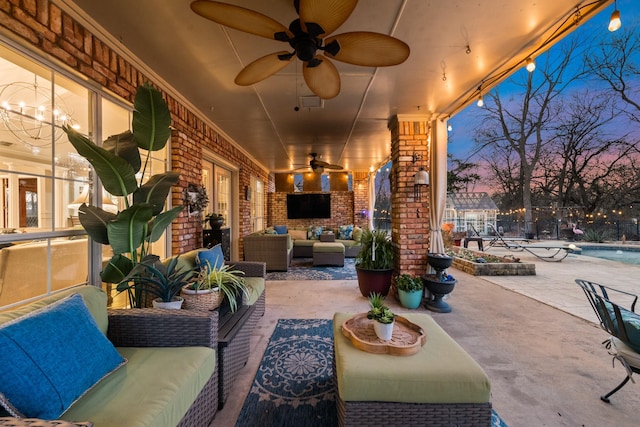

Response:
(368, 171), (376, 230)
(429, 119), (448, 254)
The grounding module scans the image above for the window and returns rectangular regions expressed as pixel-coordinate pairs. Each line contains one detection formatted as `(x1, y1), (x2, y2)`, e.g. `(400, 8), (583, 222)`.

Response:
(0, 41), (170, 308)
(250, 176), (264, 232)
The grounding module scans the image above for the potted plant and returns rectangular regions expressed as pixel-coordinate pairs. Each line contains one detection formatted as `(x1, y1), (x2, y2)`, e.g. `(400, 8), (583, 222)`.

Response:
(63, 84), (182, 308)
(395, 274), (424, 309)
(118, 255), (197, 309)
(367, 292), (396, 340)
(204, 213), (225, 229)
(182, 261), (250, 313)
(355, 229), (394, 297)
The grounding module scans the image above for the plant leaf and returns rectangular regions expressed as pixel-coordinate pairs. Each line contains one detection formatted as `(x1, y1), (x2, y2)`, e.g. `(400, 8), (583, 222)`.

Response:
(63, 126), (138, 197)
(107, 204), (154, 254)
(133, 172), (180, 215)
(133, 84), (172, 152)
(78, 203), (117, 244)
(103, 130), (142, 173)
(149, 206), (184, 243)
(102, 254), (133, 284)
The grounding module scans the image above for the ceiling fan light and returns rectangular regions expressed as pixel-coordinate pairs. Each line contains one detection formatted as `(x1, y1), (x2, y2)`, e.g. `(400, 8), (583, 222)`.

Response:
(608, 9), (621, 32)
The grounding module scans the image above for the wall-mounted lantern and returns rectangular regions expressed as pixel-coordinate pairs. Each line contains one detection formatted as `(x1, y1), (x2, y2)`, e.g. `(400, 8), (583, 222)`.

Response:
(412, 152), (429, 201)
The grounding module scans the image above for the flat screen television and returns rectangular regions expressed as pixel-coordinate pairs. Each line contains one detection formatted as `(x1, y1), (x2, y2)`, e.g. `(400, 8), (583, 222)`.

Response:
(286, 193), (331, 219)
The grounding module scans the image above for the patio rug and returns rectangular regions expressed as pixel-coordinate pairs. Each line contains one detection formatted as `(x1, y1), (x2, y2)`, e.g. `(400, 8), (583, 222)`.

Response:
(235, 319), (508, 427)
(265, 257), (357, 281)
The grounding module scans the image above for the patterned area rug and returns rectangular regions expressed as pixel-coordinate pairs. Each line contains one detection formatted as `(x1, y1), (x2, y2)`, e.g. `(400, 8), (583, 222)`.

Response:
(235, 319), (508, 427)
(265, 258), (357, 281)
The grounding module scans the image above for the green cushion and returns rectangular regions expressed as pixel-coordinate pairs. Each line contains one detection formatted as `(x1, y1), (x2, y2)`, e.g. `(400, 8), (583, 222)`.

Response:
(244, 277), (265, 306)
(333, 312), (491, 404)
(0, 285), (108, 335)
(61, 346), (215, 426)
(295, 239), (316, 248)
(0, 294), (125, 419)
(313, 242), (345, 253)
(170, 248), (205, 273)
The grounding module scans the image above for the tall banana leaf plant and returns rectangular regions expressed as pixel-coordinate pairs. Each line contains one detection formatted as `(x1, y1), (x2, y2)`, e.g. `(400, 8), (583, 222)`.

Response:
(63, 84), (183, 307)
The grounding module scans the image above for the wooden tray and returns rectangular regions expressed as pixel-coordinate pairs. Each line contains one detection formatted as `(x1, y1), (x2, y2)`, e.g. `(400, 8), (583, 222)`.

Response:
(341, 313), (427, 356)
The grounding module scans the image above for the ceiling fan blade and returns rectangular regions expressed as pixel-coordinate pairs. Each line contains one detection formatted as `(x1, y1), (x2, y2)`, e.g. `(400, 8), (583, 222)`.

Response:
(298, 0), (358, 37)
(191, 1), (292, 40)
(235, 51), (295, 86)
(303, 56), (340, 99)
(313, 159), (343, 170)
(324, 32), (410, 66)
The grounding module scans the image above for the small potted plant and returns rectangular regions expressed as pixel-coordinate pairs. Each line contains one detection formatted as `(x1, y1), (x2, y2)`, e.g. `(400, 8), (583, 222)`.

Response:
(204, 213), (225, 229)
(395, 274), (424, 309)
(367, 292), (396, 340)
(117, 255), (197, 309)
(182, 261), (250, 313)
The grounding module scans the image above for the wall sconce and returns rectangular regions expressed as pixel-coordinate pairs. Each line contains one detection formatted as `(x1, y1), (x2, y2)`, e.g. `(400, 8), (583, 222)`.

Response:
(412, 152), (429, 201)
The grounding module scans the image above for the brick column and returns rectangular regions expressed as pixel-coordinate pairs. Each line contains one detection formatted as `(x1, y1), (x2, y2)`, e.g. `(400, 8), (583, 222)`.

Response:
(388, 115), (431, 277)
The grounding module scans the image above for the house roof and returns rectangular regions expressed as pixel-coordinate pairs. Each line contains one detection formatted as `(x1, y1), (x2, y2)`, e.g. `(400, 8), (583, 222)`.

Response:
(446, 192), (498, 211)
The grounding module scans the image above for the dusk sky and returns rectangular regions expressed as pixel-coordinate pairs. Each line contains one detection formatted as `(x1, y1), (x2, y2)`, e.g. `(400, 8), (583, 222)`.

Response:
(448, 0), (640, 163)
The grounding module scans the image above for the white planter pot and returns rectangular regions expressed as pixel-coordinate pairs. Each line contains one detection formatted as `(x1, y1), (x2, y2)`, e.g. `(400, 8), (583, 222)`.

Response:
(373, 320), (395, 341)
(152, 296), (184, 309)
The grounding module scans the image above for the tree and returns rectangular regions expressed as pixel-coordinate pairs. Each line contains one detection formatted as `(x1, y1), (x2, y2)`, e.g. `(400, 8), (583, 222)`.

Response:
(446, 157), (481, 193)
(474, 39), (583, 232)
(587, 30), (640, 123)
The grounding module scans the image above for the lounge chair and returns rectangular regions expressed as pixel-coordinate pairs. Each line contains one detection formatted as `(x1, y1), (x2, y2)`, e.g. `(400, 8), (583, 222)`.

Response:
(484, 224), (577, 262)
(576, 279), (640, 402)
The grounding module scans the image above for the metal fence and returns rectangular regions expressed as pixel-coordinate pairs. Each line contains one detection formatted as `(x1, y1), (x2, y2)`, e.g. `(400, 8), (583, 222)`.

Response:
(496, 219), (640, 241)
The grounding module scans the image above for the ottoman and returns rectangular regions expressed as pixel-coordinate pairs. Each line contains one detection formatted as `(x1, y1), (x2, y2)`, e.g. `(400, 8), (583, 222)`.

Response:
(333, 312), (492, 427)
(313, 242), (345, 266)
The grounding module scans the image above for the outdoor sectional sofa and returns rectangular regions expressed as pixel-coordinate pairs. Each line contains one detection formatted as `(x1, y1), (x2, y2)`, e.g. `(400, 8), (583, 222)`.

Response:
(0, 245), (266, 426)
(0, 285), (219, 427)
(243, 225), (362, 271)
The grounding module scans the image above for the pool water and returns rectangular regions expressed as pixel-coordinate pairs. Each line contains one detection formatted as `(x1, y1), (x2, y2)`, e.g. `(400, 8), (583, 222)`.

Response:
(579, 248), (640, 265)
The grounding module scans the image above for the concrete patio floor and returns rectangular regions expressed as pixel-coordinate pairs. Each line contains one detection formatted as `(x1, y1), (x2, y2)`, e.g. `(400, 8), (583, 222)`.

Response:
(211, 244), (640, 427)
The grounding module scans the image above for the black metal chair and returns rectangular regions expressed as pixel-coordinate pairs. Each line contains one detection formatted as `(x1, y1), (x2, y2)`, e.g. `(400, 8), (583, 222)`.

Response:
(576, 279), (640, 402)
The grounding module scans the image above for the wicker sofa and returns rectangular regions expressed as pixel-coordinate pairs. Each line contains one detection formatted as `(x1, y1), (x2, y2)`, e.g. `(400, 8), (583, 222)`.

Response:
(243, 226), (362, 271)
(0, 285), (219, 427)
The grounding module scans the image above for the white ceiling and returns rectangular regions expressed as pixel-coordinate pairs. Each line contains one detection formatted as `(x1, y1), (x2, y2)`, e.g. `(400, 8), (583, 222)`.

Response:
(60, 0), (612, 173)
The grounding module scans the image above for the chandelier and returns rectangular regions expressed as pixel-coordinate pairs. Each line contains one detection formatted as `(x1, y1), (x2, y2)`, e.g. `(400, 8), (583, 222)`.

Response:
(0, 76), (77, 154)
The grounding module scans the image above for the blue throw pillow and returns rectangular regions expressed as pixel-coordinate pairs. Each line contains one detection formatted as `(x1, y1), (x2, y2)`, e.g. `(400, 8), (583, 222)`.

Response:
(274, 225), (288, 235)
(197, 244), (225, 269)
(0, 293), (126, 419)
(308, 225), (323, 240)
(338, 224), (354, 240)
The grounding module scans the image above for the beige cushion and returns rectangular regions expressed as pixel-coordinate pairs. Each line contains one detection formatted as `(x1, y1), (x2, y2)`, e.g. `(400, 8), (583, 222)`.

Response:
(333, 312), (491, 404)
(289, 229), (308, 240)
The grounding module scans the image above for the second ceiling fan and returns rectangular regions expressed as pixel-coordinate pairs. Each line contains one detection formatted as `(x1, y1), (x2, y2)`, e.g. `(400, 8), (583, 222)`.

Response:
(191, 0), (410, 99)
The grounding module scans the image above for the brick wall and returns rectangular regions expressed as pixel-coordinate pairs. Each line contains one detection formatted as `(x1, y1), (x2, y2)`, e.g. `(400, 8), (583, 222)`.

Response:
(389, 115), (431, 276)
(267, 192), (355, 229)
(0, 0), (269, 258)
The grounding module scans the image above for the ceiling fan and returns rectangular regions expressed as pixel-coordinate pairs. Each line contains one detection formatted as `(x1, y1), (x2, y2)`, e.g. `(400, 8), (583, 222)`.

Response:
(309, 152), (343, 173)
(190, 0), (410, 99)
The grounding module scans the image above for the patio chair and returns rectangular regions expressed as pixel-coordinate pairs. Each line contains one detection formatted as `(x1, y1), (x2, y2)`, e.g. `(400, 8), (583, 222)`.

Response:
(485, 223), (577, 262)
(575, 279), (640, 402)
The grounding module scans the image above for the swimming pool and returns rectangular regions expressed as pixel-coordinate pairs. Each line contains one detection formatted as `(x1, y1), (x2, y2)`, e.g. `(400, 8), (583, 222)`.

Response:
(578, 246), (640, 265)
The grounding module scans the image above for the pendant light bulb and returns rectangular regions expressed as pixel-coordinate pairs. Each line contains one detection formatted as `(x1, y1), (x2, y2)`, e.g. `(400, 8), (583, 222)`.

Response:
(525, 58), (536, 72)
(608, 8), (621, 32)
(477, 95), (484, 107)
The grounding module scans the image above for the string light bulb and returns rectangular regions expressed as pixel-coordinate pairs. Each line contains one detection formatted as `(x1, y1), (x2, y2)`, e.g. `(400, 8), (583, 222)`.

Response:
(525, 58), (536, 72)
(477, 95), (484, 107)
(608, 1), (621, 32)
